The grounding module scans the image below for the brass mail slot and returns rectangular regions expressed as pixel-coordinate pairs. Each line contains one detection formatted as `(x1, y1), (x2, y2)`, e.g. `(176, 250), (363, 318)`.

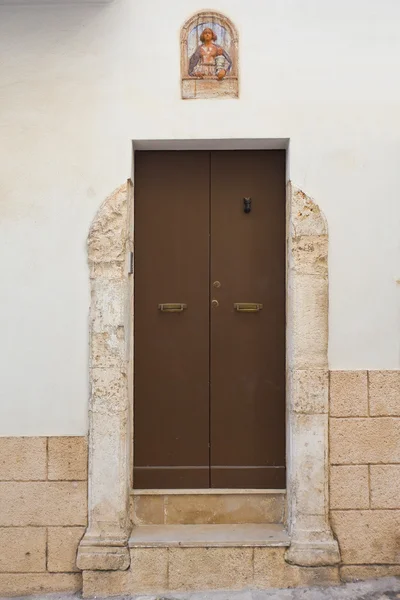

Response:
(234, 303), (263, 312)
(158, 303), (187, 312)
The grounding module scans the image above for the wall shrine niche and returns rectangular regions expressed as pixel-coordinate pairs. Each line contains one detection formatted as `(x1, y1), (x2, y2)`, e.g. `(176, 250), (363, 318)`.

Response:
(181, 11), (239, 100)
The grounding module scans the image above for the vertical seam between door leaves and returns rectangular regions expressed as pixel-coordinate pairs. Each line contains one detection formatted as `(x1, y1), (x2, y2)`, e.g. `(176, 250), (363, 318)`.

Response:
(208, 150), (212, 489)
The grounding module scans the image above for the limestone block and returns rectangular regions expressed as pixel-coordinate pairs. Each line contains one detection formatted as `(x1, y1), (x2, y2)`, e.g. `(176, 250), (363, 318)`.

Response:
(290, 186), (327, 237)
(330, 417), (400, 464)
(91, 279), (125, 332)
(289, 273), (328, 370)
(254, 547), (339, 588)
(330, 371), (368, 417)
(0, 527), (46, 572)
(0, 573), (81, 596)
(165, 494), (284, 525)
(289, 413), (327, 516)
(369, 370), (400, 416)
(87, 183), (127, 264)
(133, 495), (165, 525)
(330, 465), (369, 509)
(89, 260), (125, 281)
(91, 368), (128, 415)
(82, 570), (129, 597)
(370, 465), (400, 508)
(290, 370), (329, 414)
(82, 548), (167, 596)
(0, 482), (87, 526)
(0, 437), (46, 481)
(48, 527), (86, 572)
(341, 565), (400, 582)
(48, 437), (88, 481)
(331, 510), (400, 564)
(168, 547), (253, 591)
(129, 548), (168, 592)
(77, 544), (130, 571)
(89, 411), (130, 534)
(291, 236), (328, 276)
(91, 329), (125, 368)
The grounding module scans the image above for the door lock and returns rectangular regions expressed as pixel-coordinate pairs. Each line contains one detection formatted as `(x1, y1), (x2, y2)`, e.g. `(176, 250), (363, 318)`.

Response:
(211, 299), (219, 308)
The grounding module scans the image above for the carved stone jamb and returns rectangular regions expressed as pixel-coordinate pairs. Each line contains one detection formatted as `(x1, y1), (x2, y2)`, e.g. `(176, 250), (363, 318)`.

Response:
(77, 181), (133, 571)
(285, 183), (340, 567)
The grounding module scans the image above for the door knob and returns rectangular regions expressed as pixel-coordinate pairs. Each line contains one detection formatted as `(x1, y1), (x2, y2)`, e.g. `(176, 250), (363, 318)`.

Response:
(211, 299), (219, 308)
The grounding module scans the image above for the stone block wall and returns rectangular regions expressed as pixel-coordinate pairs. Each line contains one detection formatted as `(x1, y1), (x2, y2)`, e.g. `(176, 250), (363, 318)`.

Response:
(0, 437), (87, 596)
(329, 370), (400, 581)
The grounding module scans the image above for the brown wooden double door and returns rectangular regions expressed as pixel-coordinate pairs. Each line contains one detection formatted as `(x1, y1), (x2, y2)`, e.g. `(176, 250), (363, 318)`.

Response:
(134, 150), (286, 489)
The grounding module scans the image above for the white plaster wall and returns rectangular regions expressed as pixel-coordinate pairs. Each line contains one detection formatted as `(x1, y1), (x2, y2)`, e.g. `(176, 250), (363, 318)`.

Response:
(0, 0), (399, 435)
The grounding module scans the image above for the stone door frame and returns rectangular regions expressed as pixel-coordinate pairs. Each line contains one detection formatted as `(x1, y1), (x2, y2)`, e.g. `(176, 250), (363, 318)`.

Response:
(77, 150), (340, 571)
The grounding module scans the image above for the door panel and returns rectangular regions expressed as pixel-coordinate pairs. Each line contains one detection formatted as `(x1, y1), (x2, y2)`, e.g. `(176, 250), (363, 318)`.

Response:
(134, 150), (286, 490)
(134, 151), (210, 488)
(210, 151), (286, 488)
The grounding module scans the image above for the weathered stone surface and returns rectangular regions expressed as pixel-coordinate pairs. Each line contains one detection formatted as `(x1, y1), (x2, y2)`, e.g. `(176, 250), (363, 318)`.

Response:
(91, 367), (128, 415)
(290, 185), (327, 237)
(0, 573), (81, 596)
(129, 548), (168, 591)
(48, 437), (88, 481)
(330, 417), (400, 464)
(254, 547), (339, 588)
(83, 182), (131, 570)
(369, 370), (400, 416)
(169, 547), (253, 591)
(286, 184), (337, 568)
(165, 494), (284, 525)
(330, 465), (369, 509)
(82, 570), (129, 597)
(290, 370), (329, 414)
(77, 545), (130, 571)
(48, 526), (85, 572)
(291, 236), (328, 276)
(0, 481), (87, 526)
(289, 413), (327, 516)
(370, 464), (400, 508)
(133, 495), (165, 525)
(85, 410), (130, 539)
(330, 371), (368, 417)
(331, 510), (400, 564)
(0, 437), (46, 481)
(91, 328), (125, 368)
(82, 548), (167, 596)
(340, 564), (400, 581)
(90, 260), (125, 281)
(88, 183), (127, 265)
(0, 527), (46, 572)
(285, 538), (340, 567)
(91, 279), (126, 332)
(289, 274), (328, 370)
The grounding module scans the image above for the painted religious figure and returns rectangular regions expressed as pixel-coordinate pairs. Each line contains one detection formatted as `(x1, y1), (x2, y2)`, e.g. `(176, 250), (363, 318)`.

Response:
(181, 11), (239, 100)
(188, 27), (232, 80)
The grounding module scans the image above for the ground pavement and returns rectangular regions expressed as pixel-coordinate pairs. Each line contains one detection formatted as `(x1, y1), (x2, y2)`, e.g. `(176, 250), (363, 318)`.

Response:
(1, 577), (400, 600)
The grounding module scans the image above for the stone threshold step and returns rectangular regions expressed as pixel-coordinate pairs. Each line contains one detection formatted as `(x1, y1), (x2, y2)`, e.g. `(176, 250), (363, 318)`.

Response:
(129, 523), (289, 548)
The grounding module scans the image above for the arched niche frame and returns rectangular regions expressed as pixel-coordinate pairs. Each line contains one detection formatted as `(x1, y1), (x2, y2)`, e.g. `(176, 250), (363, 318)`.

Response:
(180, 11), (239, 100)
